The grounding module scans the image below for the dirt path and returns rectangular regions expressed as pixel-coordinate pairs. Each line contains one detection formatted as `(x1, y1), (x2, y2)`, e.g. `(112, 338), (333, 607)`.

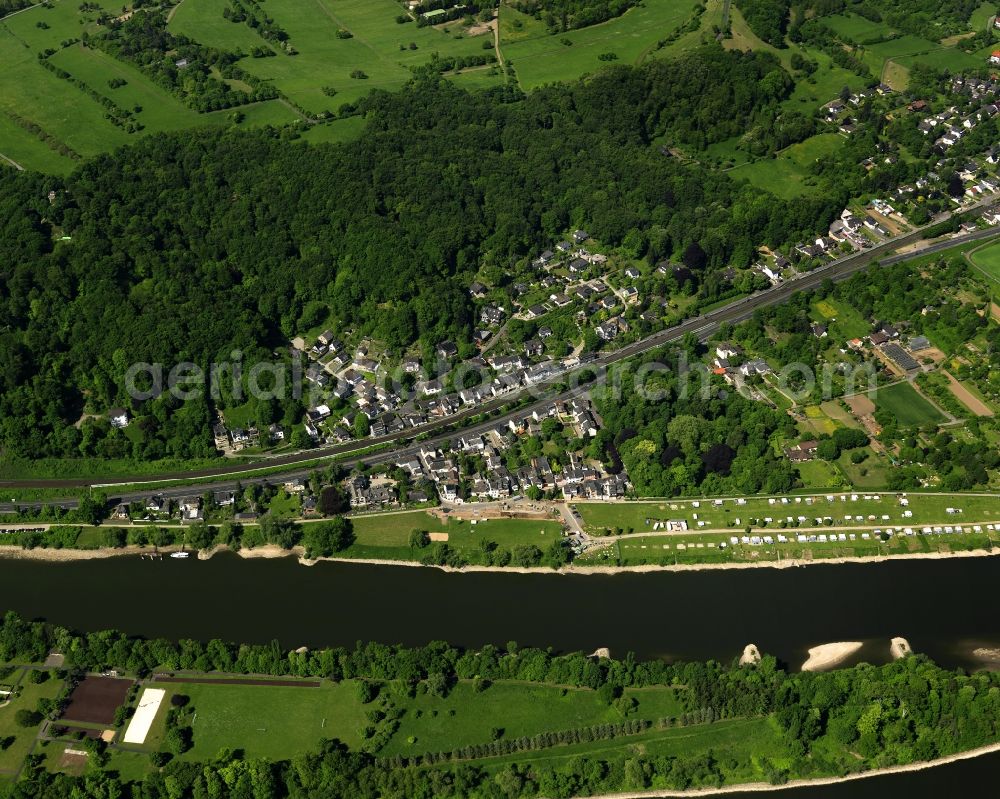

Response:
(491, 13), (505, 74)
(0, 152), (24, 171)
(165, 0), (186, 23)
(942, 370), (994, 416)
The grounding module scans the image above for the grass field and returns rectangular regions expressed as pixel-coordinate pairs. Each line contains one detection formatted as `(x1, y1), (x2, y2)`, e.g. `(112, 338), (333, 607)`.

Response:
(0, 0), (300, 172)
(159, 680), (369, 759)
(729, 134), (845, 199)
(0, 671), (64, 775)
(574, 492), (1000, 534)
(583, 521), (996, 567)
(874, 382), (946, 427)
(782, 48), (868, 113)
(173, 0), (494, 113)
(812, 297), (870, 340)
(345, 509), (563, 560)
(499, 0), (692, 90)
(381, 681), (684, 755)
(969, 2), (996, 32)
(969, 241), (1000, 285)
(822, 13), (895, 43)
(96, 675), (787, 784)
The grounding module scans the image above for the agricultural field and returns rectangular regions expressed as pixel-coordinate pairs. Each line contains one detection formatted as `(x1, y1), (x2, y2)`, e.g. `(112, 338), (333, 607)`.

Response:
(0, 0), (297, 173)
(874, 381), (946, 427)
(4, 0), (989, 174)
(821, 11), (987, 85)
(728, 134), (845, 199)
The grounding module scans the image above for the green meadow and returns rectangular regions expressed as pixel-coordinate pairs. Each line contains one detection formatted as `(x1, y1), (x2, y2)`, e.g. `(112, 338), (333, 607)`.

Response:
(499, 0), (693, 90)
(175, 681), (369, 759)
(969, 240), (1000, 285)
(172, 0), (494, 113)
(812, 297), (870, 340)
(0, 0), (297, 172)
(728, 133), (845, 199)
(380, 681), (685, 756)
(574, 492), (1000, 533)
(344, 509), (564, 560)
(4, 0), (988, 174)
(92, 674), (789, 784)
(0, 671), (65, 775)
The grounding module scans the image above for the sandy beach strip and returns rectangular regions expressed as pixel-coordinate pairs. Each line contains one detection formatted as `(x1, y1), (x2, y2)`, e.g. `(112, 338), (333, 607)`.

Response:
(800, 642), (863, 672)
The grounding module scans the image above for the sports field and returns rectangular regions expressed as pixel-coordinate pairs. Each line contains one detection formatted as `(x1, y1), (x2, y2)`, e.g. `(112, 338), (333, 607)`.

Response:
(874, 382), (945, 427)
(167, 680), (368, 758)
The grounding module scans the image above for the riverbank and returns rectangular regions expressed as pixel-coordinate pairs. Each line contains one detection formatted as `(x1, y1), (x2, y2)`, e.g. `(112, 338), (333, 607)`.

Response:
(577, 741), (1000, 798)
(2, 542), (1000, 573)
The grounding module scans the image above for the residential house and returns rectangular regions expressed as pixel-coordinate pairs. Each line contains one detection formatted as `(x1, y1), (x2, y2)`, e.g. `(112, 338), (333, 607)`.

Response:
(524, 340), (544, 358)
(436, 341), (458, 359)
(786, 440), (819, 462)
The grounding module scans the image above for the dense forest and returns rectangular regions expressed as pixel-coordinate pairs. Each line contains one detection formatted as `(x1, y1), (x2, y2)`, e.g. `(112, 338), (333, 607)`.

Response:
(3, 612), (1000, 797)
(735, 0), (791, 47)
(857, 0), (983, 39)
(0, 0), (34, 14)
(736, 0), (983, 46)
(0, 47), (846, 462)
(507, 0), (638, 31)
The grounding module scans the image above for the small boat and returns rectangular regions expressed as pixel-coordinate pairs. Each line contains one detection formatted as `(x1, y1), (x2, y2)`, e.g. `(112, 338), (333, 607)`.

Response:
(169, 552), (190, 559)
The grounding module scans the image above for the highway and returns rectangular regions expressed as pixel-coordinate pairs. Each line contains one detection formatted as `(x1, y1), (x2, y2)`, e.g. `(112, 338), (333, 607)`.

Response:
(2, 216), (998, 512)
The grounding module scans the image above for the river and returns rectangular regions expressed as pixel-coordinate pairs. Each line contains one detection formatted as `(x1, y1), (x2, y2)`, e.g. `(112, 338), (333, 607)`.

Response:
(2, 552), (999, 670)
(3, 552), (1000, 792)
